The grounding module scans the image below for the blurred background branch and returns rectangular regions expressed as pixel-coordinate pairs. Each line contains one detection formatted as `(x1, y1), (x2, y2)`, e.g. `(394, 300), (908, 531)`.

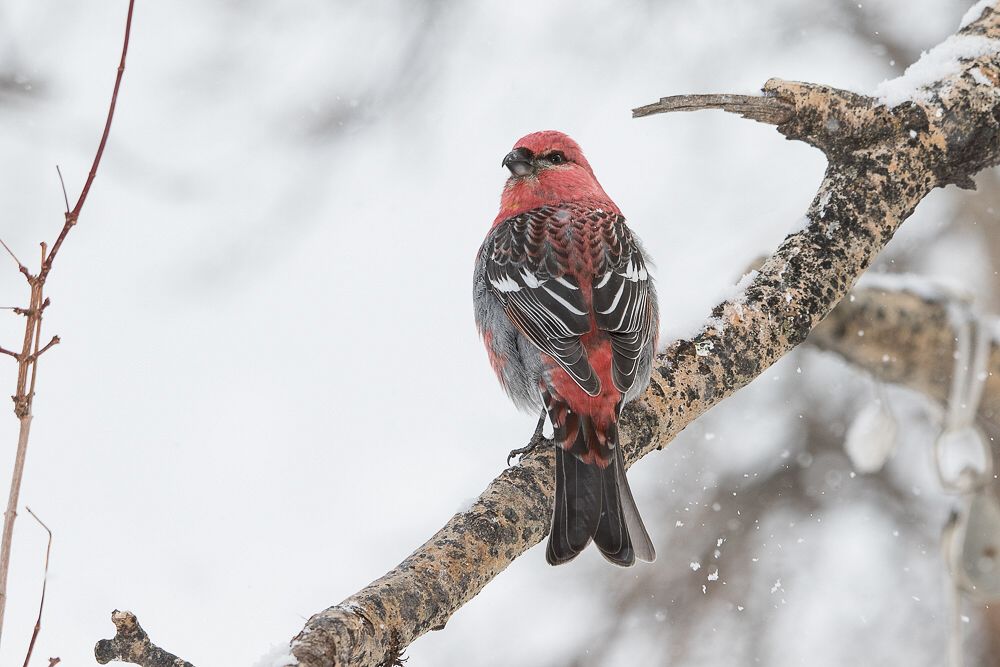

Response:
(563, 276), (1000, 667)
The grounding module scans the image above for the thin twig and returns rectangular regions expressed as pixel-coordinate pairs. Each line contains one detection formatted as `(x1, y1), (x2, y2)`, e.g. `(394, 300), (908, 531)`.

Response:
(0, 239), (30, 281)
(0, 348), (19, 361)
(28, 337), (60, 363)
(21, 506), (52, 667)
(25, 246), (46, 406)
(54, 167), (70, 215)
(43, 0), (135, 279)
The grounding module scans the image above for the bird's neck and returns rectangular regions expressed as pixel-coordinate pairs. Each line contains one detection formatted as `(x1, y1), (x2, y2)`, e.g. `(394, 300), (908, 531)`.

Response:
(494, 170), (616, 225)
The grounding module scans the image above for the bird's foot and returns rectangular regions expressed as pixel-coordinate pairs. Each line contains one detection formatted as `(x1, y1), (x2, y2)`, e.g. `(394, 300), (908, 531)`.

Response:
(507, 409), (550, 465)
(506, 433), (551, 466)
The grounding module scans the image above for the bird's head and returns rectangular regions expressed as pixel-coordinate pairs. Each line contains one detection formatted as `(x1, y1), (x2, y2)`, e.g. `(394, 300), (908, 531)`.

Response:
(495, 130), (615, 222)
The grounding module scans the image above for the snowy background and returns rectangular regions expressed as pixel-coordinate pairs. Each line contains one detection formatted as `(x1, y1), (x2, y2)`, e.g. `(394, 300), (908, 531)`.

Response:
(0, 0), (998, 665)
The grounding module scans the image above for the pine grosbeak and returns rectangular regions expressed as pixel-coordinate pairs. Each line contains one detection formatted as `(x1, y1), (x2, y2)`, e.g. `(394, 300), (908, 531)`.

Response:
(473, 131), (658, 566)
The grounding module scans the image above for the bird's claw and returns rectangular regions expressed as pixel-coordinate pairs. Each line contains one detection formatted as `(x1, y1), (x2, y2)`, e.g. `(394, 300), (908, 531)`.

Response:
(507, 433), (550, 466)
(507, 409), (550, 466)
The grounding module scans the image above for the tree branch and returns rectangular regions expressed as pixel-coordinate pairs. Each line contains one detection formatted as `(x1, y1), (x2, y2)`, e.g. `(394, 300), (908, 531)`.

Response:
(632, 93), (795, 125)
(286, 5), (1000, 665)
(94, 611), (194, 667)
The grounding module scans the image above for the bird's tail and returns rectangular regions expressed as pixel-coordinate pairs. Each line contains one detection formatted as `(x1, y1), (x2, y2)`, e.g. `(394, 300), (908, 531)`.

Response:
(544, 405), (655, 567)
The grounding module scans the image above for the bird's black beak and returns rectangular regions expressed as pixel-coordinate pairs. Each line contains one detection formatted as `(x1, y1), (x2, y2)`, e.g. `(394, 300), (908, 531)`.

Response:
(502, 147), (535, 177)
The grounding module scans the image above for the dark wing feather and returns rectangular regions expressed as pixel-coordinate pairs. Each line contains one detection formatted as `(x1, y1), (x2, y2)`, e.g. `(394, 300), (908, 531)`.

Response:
(484, 207), (600, 396)
(592, 216), (654, 394)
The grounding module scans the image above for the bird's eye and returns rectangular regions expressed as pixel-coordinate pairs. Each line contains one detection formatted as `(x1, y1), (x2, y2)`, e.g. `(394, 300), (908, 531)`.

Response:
(547, 152), (566, 164)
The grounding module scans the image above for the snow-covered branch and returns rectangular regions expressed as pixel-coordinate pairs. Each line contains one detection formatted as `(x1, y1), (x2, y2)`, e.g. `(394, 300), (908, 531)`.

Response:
(287, 4), (1000, 666)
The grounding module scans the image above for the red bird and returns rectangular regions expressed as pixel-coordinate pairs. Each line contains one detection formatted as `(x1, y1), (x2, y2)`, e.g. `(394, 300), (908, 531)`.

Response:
(473, 131), (658, 566)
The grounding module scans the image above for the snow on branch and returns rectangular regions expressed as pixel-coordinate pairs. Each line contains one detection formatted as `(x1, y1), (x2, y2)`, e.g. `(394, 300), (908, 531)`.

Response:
(284, 4), (1000, 666)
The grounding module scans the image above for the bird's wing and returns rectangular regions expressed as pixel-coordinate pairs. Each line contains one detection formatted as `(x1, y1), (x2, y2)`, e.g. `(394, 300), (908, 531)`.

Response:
(592, 215), (655, 394)
(484, 206), (600, 396)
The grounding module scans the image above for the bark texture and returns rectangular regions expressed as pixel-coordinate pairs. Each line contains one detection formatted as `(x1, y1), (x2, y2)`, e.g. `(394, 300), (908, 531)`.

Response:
(94, 610), (194, 667)
(290, 5), (1000, 666)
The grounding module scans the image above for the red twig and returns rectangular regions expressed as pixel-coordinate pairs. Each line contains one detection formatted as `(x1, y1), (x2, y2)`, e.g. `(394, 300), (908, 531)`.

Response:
(41, 0), (135, 280)
(29, 337), (60, 363)
(0, 0), (136, 646)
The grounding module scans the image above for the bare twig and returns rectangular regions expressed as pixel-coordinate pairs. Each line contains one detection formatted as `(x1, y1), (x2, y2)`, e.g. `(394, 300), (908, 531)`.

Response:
(42, 0), (135, 279)
(21, 507), (52, 667)
(632, 92), (795, 124)
(0, 239), (30, 280)
(0, 0), (135, 645)
(28, 337), (60, 363)
(54, 167), (69, 215)
(94, 611), (194, 667)
(287, 4), (1000, 665)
